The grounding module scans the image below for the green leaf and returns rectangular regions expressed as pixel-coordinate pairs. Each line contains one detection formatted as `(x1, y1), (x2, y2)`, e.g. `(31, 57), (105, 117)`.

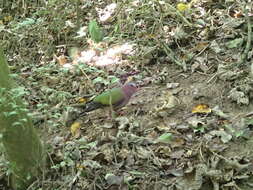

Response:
(156, 133), (173, 143)
(129, 170), (146, 176)
(246, 118), (253, 125)
(12, 122), (22, 127)
(108, 75), (120, 84)
(210, 130), (232, 143)
(88, 20), (103, 43)
(226, 38), (243, 49)
(6, 111), (18, 117)
(93, 76), (109, 85)
(13, 18), (36, 30)
(105, 173), (122, 185)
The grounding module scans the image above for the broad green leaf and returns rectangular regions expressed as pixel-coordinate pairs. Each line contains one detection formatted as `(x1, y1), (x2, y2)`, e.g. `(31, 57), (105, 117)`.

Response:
(226, 38), (243, 49)
(88, 20), (103, 43)
(156, 133), (173, 143)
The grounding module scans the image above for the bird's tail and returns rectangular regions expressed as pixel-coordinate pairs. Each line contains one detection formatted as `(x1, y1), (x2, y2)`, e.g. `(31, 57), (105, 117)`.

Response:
(76, 101), (101, 118)
(67, 101), (103, 124)
(82, 101), (103, 112)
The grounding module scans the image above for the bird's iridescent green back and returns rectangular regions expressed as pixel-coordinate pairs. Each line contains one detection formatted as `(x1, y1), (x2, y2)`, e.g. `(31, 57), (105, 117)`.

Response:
(93, 87), (124, 105)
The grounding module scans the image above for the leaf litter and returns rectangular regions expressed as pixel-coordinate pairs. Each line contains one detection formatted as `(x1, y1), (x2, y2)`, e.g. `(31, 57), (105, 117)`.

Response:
(1, 0), (253, 189)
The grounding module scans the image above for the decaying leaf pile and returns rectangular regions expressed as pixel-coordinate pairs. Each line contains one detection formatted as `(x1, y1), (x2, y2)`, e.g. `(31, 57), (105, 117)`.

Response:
(1, 0), (253, 189)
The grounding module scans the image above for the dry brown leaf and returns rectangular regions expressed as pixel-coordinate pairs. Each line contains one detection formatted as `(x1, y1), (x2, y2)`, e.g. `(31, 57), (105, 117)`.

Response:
(54, 54), (67, 65)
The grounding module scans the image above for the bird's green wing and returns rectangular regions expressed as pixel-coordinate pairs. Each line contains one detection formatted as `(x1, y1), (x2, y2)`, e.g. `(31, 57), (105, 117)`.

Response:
(93, 87), (124, 106)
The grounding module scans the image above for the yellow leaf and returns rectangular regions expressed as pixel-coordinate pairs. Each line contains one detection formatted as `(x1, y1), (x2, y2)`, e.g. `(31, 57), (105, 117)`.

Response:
(4, 15), (13, 22)
(76, 163), (85, 170)
(177, 3), (189, 12)
(192, 104), (211, 114)
(78, 97), (89, 104)
(126, 76), (134, 83)
(70, 122), (81, 137)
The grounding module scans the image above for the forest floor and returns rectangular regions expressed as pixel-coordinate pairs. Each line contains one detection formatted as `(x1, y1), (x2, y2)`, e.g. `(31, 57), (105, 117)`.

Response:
(1, 0), (253, 190)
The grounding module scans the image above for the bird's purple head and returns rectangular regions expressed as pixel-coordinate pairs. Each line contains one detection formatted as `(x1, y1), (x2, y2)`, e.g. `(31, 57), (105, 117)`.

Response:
(122, 82), (138, 98)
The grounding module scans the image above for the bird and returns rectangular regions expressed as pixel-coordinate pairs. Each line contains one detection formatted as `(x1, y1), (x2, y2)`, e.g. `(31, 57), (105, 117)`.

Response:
(80, 82), (138, 113)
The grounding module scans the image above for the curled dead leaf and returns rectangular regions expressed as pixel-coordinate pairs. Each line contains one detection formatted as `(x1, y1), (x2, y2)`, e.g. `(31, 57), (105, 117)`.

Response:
(54, 54), (67, 65)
